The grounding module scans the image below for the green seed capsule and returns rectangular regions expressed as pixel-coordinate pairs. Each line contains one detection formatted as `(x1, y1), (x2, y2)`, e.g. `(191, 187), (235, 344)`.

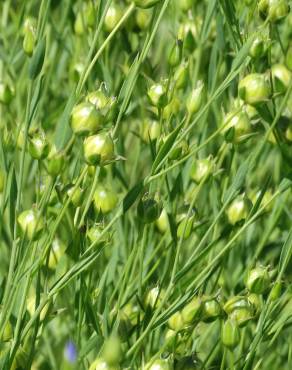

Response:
(162, 96), (181, 121)
(269, 281), (282, 301)
(226, 194), (252, 225)
(142, 119), (161, 142)
(86, 224), (110, 245)
(186, 80), (205, 116)
(86, 90), (109, 111)
(238, 73), (271, 105)
(229, 307), (254, 327)
(23, 17), (37, 56)
(0, 81), (14, 105)
(104, 4), (123, 32)
(271, 64), (292, 94)
(74, 2), (95, 35)
(177, 214), (196, 239)
(47, 146), (65, 177)
(181, 296), (202, 325)
(259, 0), (290, 22)
(286, 44), (292, 70)
(146, 359), (172, 370)
(67, 185), (83, 208)
(48, 238), (66, 270)
(168, 40), (183, 68)
(190, 157), (213, 183)
(224, 296), (254, 327)
(1, 320), (12, 342)
(83, 133), (115, 165)
(148, 81), (169, 108)
(168, 311), (185, 332)
(156, 209), (169, 233)
(221, 319), (240, 349)
(222, 110), (251, 143)
(223, 296), (251, 315)
(71, 102), (103, 136)
(135, 8), (152, 30)
(201, 297), (222, 323)
(134, 0), (161, 9)
(103, 336), (122, 366)
(174, 61), (189, 90)
(89, 358), (119, 370)
(246, 266), (271, 294)
(145, 286), (165, 308)
(28, 129), (50, 160)
(137, 195), (162, 223)
(249, 36), (268, 59)
(18, 209), (45, 241)
(178, 0), (194, 11)
(247, 293), (263, 316)
(94, 185), (118, 214)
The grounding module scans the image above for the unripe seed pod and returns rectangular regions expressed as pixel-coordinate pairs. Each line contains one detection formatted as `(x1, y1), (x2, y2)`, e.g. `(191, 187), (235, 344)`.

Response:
(247, 293), (263, 316)
(146, 358), (172, 370)
(104, 4), (123, 32)
(71, 102), (103, 136)
(177, 214), (196, 239)
(269, 281), (282, 301)
(87, 224), (110, 245)
(178, 0), (194, 12)
(222, 110), (251, 143)
(86, 90), (109, 110)
(201, 297), (222, 323)
(246, 266), (271, 294)
(168, 40), (183, 68)
(137, 194), (162, 223)
(259, 0), (290, 22)
(148, 81), (168, 108)
(162, 96), (181, 121)
(286, 45), (292, 70)
(221, 319), (240, 349)
(74, 2), (95, 35)
(18, 209), (45, 241)
(26, 292), (50, 321)
(134, 0), (161, 9)
(94, 185), (118, 214)
(271, 64), (292, 94)
(67, 185), (83, 208)
(156, 209), (169, 233)
(229, 307), (254, 327)
(174, 61), (189, 90)
(47, 146), (65, 177)
(103, 335), (122, 366)
(0, 81), (14, 105)
(142, 119), (161, 142)
(226, 194), (252, 225)
(223, 296), (251, 315)
(190, 157), (213, 183)
(23, 17), (37, 56)
(135, 8), (152, 30)
(238, 73), (271, 105)
(249, 36), (268, 59)
(168, 311), (185, 332)
(0, 170), (5, 193)
(83, 133), (115, 165)
(28, 129), (50, 160)
(89, 357), (119, 370)
(181, 296), (202, 325)
(186, 80), (205, 116)
(48, 238), (66, 270)
(1, 320), (12, 342)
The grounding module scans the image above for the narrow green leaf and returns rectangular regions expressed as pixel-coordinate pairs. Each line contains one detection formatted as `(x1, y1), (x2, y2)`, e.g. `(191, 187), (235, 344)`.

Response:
(123, 181), (144, 214)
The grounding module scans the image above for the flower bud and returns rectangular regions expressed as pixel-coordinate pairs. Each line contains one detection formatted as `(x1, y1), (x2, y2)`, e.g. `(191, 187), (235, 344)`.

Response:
(67, 185), (83, 207)
(137, 194), (162, 223)
(48, 238), (66, 270)
(178, 22), (198, 53)
(0, 81), (14, 105)
(222, 110), (251, 143)
(190, 157), (213, 183)
(144, 286), (165, 308)
(226, 194), (252, 225)
(94, 185), (118, 214)
(168, 40), (183, 68)
(177, 214), (196, 239)
(247, 293), (263, 316)
(162, 96), (181, 121)
(103, 335), (122, 366)
(18, 208), (45, 241)
(23, 17), (37, 56)
(286, 44), (292, 70)
(28, 129), (50, 160)
(271, 64), (292, 94)
(238, 73), (271, 105)
(142, 119), (161, 142)
(74, 2), (95, 35)
(104, 4), (123, 32)
(26, 292), (50, 321)
(148, 81), (168, 108)
(174, 61), (189, 90)
(186, 80), (205, 116)
(168, 311), (185, 332)
(269, 281), (282, 300)
(246, 266), (271, 294)
(146, 358), (172, 370)
(259, 0), (290, 22)
(71, 102), (103, 136)
(134, 0), (161, 9)
(201, 297), (222, 323)
(181, 296), (202, 325)
(83, 133), (115, 165)
(156, 209), (169, 233)
(1, 320), (12, 342)
(221, 319), (240, 349)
